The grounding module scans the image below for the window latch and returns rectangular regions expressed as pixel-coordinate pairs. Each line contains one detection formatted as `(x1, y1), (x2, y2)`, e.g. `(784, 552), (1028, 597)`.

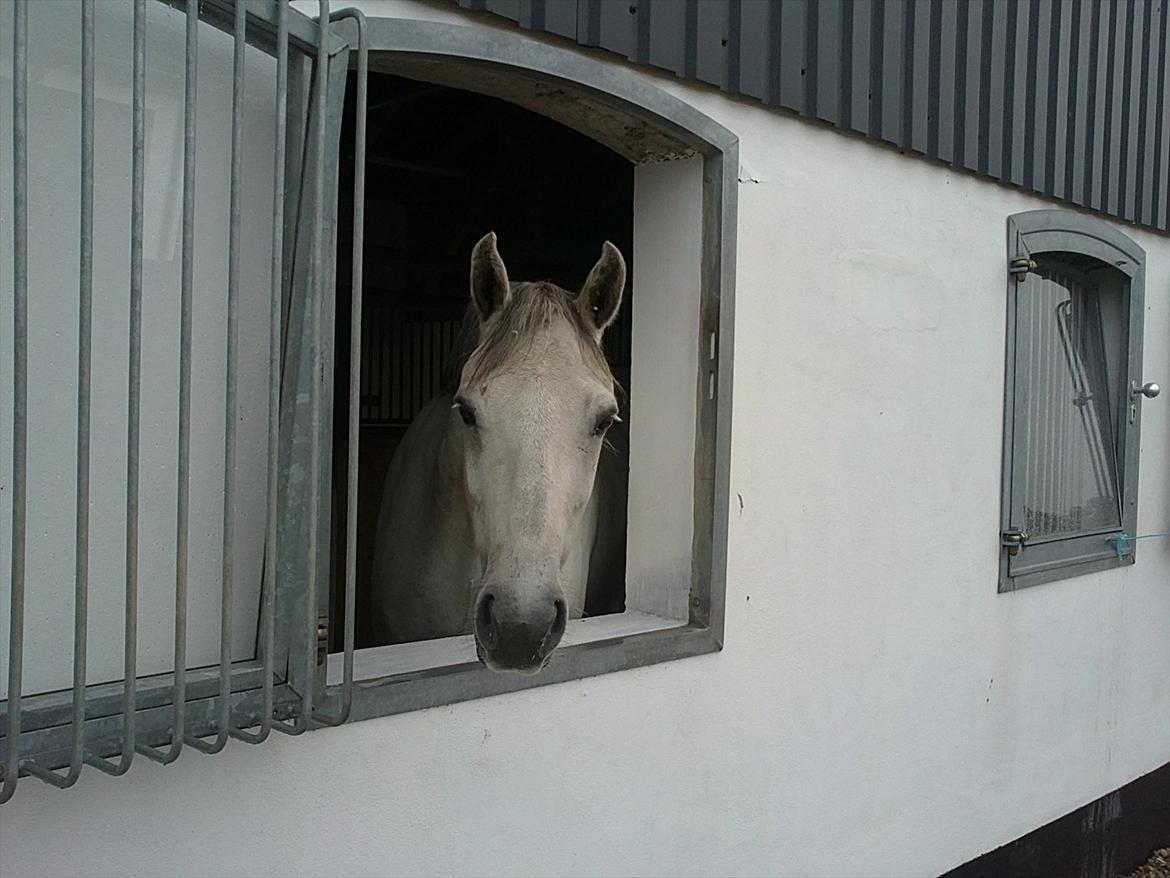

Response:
(1131, 380), (1161, 400)
(1009, 255), (1037, 281)
(1001, 528), (1028, 555)
(1129, 380), (1161, 422)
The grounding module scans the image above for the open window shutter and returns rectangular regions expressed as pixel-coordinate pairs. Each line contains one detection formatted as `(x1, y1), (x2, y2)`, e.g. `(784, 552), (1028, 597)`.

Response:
(1, 0), (364, 802)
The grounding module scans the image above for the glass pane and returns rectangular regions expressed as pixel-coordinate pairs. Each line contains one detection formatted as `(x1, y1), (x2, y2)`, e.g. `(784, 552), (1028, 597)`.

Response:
(1019, 264), (1121, 539)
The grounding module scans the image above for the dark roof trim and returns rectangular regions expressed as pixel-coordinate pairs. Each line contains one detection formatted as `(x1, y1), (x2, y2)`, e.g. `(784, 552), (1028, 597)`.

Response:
(458, 0), (1169, 234)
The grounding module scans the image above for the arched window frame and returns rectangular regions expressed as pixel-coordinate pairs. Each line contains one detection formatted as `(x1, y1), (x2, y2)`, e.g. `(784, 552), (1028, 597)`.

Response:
(1000, 209), (1148, 592)
(305, 16), (739, 719)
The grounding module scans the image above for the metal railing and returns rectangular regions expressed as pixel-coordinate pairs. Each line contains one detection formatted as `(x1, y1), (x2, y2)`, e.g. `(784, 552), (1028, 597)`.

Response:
(1, 0), (364, 802)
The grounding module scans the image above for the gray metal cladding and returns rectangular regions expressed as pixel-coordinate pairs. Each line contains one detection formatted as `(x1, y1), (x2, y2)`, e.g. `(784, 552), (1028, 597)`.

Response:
(457, 0), (1170, 234)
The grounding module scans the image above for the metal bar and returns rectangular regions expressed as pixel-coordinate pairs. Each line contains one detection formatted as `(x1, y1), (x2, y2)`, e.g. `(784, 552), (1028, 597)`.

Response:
(187, 0), (245, 758)
(274, 0), (329, 736)
(73, 0), (97, 778)
(269, 46), (310, 705)
(234, 0), (288, 747)
(25, 0), (96, 791)
(88, 0), (146, 777)
(139, 0), (198, 765)
(304, 0), (329, 724)
(1, 0), (30, 805)
(312, 6), (365, 727)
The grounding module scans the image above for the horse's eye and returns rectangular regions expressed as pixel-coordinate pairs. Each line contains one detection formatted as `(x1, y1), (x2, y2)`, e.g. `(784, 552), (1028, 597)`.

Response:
(593, 412), (618, 436)
(454, 400), (477, 427)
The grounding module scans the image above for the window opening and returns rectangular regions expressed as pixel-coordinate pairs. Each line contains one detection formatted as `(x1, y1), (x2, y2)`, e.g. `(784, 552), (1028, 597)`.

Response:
(329, 73), (634, 655)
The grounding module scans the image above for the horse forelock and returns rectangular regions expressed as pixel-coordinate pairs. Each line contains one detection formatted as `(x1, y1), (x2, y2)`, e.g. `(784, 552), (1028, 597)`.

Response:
(449, 282), (615, 390)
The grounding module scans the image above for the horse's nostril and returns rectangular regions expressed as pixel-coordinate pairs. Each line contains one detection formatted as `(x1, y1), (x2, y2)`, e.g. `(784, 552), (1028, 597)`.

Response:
(476, 592), (497, 644)
(552, 598), (567, 634)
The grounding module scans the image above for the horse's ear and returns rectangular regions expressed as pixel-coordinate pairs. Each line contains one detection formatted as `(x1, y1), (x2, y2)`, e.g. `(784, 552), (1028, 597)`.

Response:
(578, 241), (625, 338)
(470, 231), (511, 320)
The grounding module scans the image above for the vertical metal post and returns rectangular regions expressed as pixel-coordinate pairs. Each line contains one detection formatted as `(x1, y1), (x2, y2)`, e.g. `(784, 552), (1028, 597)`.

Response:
(89, 0), (146, 778)
(313, 6), (366, 727)
(234, 0), (288, 747)
(304, 0), (328, 730)
(73, 0), (96, 778)
(275, 0), (329, 736)
(189, 0), (245, 757)
(1, 0), (30, 806)
(25, 0), (96, 790)
(140, 0), (197, 765)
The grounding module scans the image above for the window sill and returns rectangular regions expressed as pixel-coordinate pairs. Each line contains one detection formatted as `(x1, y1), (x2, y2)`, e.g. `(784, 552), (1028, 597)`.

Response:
(322, 612), (719, 722)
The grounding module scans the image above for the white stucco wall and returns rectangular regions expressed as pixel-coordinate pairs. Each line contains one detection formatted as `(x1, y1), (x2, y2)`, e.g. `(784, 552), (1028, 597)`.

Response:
(2, 2), (1167, 876)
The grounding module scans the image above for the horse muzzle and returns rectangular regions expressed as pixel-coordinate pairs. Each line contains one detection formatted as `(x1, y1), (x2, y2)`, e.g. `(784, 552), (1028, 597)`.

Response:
(473, 585), (567, 674)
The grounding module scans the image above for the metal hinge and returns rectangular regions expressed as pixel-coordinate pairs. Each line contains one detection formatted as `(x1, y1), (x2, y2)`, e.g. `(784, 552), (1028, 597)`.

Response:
(1001, 528), (1028, 556)
(1009, 255), (1037, 281)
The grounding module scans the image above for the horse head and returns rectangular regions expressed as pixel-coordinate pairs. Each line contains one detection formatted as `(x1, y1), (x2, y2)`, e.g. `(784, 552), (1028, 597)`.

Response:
(454, 232), (625, 673)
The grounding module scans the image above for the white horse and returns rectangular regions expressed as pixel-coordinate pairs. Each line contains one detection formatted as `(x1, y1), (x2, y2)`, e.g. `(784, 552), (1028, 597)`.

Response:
(371, 232), (628, 673)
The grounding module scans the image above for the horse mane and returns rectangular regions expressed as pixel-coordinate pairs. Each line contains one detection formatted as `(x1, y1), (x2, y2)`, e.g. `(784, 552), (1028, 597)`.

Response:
(443, 281), (616, 392)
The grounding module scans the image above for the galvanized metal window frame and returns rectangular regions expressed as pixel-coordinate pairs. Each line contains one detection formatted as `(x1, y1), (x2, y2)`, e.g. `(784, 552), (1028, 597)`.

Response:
(1, 0), (366, 801)
(999, 209), (1147, 592)
(313, 18), (738, 723)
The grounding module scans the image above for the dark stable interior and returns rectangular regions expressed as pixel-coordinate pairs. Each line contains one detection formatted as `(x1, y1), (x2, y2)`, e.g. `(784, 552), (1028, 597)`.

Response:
(330, 72), (635, 651)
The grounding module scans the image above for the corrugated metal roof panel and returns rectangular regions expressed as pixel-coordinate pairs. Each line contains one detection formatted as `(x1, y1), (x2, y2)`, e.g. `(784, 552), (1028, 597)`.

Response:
(457, 0), (1169, 233)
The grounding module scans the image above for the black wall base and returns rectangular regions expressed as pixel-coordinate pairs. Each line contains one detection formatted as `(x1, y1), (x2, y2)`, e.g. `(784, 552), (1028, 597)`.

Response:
(943, 761), (1169, 878)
